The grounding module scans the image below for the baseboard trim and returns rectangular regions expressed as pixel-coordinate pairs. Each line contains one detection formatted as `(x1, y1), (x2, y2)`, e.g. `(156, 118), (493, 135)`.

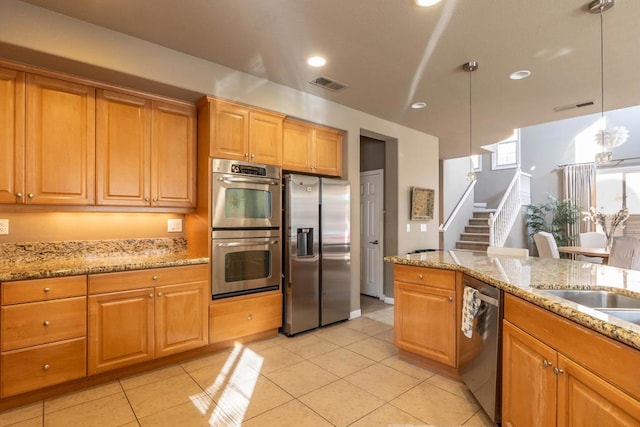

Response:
(349, 309), (362, 320)
(383, 296), (395, 305)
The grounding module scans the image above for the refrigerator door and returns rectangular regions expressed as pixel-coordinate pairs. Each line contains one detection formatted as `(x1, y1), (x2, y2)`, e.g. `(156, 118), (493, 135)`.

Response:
(283, 175), (320, 335)
(320, 178), (351, 326)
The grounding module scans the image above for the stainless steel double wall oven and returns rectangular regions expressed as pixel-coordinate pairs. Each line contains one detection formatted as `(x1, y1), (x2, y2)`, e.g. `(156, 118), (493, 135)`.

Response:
(211, 159), (282, 299)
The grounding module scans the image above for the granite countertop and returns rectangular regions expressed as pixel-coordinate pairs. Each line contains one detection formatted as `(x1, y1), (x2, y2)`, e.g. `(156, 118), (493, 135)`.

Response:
(0, 238), (209, 282)
(385, 250), (640, 351)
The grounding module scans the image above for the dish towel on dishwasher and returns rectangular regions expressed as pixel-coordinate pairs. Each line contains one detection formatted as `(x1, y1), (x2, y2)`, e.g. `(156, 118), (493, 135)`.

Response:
(462, 286), (480, 338)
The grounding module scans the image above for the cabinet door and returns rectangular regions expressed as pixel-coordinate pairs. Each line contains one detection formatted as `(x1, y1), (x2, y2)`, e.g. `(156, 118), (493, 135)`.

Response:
(557, 354), (640, 426)
(0, 67), (25, 204)
(96, 90), (151, 206)
(26, 74), (95, 205)
(282, 120), (313, 172)
(314, 128), (342, 177)
(152, 101), (196, 207)
(249, 110), (283, 166)
(154, 280), (208, 358)
(394, 281), (456, 367)
(502, 321), (557, 427)
(88, 288), (154, 375)
(212, 100), (248, 160)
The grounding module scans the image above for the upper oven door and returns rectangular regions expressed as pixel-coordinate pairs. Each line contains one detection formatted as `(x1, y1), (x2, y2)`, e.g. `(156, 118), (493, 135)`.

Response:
(212, 173), (281, 229)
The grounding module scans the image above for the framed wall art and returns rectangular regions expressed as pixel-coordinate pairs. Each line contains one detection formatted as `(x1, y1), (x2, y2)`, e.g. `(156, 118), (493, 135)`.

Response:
(410, 187), (434, 221)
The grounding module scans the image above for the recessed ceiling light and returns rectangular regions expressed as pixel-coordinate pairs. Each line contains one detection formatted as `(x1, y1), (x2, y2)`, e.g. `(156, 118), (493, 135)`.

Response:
(411, 102), (427, 109)
(509, 70), (531, 80)
(415, 0), (442, 7)
(307, 56), (327, 67)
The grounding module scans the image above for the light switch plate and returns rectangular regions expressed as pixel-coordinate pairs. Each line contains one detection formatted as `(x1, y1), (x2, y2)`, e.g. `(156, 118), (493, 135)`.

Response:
(406, 223), (411, 232)
(167, 218), (182, 233)
(420, 224), (427, 232)
(0, 219), (8, 235)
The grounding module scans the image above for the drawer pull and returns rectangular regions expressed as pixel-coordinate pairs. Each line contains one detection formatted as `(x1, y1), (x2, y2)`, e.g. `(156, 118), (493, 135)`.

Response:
(43, 364), (50, 371)
(152, 275), (158, 281)
(248, 314), (253, 321)
(43, 320), (50, 327)
(542, 359), (552, 368)
(43, 287), (51, 293)
(418, 274), (424, 280)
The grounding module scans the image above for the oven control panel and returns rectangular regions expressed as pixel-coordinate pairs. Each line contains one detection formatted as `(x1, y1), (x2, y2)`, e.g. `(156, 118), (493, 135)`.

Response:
(230, 163), (267, 176)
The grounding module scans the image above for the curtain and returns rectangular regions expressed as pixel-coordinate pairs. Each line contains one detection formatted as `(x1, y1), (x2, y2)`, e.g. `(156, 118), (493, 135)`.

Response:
(562, 163), (596, 243)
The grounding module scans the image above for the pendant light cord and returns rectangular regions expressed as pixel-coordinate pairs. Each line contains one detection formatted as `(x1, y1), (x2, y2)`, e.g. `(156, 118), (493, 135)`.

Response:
(469, 65), (473, 171)
(599, 4), (606, 154)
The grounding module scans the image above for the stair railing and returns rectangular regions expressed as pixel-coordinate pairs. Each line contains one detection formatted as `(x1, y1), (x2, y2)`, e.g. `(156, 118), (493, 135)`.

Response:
(488, 169), (531, 246)
(440, 180), (477, 232)
(440, 180), (477, 250)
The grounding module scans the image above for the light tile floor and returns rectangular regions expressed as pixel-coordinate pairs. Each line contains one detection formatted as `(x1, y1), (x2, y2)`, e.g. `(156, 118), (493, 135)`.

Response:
(0, 297), (495, 426)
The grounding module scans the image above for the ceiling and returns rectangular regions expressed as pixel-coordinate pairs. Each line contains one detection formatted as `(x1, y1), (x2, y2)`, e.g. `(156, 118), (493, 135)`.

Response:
(16, 0), (640, 159)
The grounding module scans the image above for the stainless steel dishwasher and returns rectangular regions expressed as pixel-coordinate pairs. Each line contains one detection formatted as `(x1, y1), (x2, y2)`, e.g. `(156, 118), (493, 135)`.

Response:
(459, 274), (503, 424)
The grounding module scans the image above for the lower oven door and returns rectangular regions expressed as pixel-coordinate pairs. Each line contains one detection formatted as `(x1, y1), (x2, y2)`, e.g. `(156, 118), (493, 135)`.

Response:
(211, 229), (281, 299)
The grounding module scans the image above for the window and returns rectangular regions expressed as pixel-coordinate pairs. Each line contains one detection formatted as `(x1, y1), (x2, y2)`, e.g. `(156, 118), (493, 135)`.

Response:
(471, 155), (482, 172)
(596, 167), (640, 237)
(491, 130), (520, 170)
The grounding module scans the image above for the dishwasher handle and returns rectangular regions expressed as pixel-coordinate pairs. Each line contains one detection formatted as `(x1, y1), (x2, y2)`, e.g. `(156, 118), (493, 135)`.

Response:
(477, 293), (499, 307)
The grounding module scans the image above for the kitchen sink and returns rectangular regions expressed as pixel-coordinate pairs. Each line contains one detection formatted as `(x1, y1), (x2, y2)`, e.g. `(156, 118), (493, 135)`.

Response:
(542, 290), (640, 309)
(596, 309), (640, 327)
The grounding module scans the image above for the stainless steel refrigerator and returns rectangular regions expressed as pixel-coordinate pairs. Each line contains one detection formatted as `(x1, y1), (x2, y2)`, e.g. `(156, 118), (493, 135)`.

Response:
(282, 174), (351, 335)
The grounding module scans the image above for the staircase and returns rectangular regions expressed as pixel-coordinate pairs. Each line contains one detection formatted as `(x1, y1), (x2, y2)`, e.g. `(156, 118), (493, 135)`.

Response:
(456, 210), (495, 251)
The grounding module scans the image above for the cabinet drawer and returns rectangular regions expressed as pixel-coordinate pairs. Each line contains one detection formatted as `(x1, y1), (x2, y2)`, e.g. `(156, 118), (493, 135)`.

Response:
(1, 337), (87, 397)
(2, 297), (87, 351)
(210, 292), (282, 344)
(89, 264), (208, 294)
(394, 264), (456, 290)
(2, 275), (87, 305)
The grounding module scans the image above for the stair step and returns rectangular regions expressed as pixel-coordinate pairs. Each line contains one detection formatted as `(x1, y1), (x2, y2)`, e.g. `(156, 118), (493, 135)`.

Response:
(465, 225), (489, 233)
(469, 218), (489, 226)
(456, 241), (490, 251)
(460, 233), (490, 242)
(473, 211), (495, 219)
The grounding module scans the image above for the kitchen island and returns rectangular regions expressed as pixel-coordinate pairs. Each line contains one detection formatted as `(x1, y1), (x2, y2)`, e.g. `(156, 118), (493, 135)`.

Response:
(386, 250), (640, 425)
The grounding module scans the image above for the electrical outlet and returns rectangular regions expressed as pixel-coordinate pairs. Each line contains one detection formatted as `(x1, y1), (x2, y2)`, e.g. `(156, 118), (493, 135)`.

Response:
(167, 218), (182, 233)
(0, 219), (8, 235)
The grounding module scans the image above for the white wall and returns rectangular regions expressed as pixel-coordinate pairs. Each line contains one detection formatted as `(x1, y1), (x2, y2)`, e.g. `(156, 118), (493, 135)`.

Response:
(0, 0), (440, 310)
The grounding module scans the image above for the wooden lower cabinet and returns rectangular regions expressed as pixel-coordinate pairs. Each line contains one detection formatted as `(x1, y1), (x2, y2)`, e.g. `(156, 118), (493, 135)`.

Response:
(209, 291), (282, 345)
(88, 265), (209, 375)
(393, 265), (458, 368)
(503, 294), (640, 426)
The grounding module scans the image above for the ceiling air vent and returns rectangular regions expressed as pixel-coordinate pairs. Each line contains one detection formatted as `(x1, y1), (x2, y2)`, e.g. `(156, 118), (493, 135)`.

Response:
(554, 100), (595, 112)
(309, 76), (348, 92)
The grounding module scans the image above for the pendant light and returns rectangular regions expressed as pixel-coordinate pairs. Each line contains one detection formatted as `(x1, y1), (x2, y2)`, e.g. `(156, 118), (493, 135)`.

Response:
(463, 61), (478, 182)
(590, 0), (628, 164)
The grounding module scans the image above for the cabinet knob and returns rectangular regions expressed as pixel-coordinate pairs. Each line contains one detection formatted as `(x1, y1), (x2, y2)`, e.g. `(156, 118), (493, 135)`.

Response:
(542, 359), (552, 368)
(28, 193), (34, 199)
(157, 292), (163, 297)
(144, 197), (150, 202)
(43, 287), (51, 293)
(244, 153), (249, 158)
(250, 154), (255, 159)
(43, 320), (50, 327)
(43, 364), (50, 371)
(16, 192), (22, 198)
(248, 314), (253, 321)
(553, 367), (564, 375)
(152, 198), (158, 203)
(448, 296), (453, 302)
(418, 274), (424, 280)
(152, 275), (158, 281)
(149, 293), (154, 298)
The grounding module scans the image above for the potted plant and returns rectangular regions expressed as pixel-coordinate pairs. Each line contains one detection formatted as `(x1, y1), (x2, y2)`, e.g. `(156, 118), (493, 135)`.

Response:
(523, 194), (580, 252)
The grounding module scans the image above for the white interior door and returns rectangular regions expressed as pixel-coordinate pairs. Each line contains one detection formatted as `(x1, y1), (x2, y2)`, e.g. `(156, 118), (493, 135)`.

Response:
(360, 170), (384, 298)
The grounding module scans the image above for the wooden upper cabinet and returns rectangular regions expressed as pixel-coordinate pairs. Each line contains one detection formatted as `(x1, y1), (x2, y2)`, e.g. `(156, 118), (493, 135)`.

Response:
(200, 97), (284, 166)
(96, 90), (151, 206)
(283, 118), (343, 177)
(0, 67), (25, 204)
(152, 101), (196, 208)
(96, 90), (196, 208)
(26, 74), (95, 205)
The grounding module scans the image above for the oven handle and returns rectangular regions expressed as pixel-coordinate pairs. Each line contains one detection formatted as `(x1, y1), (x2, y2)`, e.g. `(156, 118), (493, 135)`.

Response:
(217, 176), (279, 186)
(215, 240), (279, 247)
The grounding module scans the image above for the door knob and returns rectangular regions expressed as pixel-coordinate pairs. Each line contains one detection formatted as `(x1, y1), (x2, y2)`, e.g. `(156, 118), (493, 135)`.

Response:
(369, 240), (379, 245)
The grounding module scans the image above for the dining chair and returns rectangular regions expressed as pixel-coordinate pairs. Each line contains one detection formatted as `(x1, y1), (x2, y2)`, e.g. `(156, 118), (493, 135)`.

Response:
(487, 246), (529, 257)
(533, 231), (560, 258)
(577, 232), (607, 264)
(608, 237), (640, 270)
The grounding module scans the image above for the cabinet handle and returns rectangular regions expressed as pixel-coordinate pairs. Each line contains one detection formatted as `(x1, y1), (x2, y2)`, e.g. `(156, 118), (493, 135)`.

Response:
(149, 293), (154, 298)
(43, 287), (51, 293)
(418, 274), (424, 280)
(157, 292), (163, 297)
(553, 367), (564, 375)
(16, 192), (22, 198)
(43, 320), (50, 327)
(248, 314), (253, 321)
(43, 364), (50, 371)
(152, 275), (158, 281)
(448, 296), (453, 302)
(28, 193), (34, 199)
(542, 359), (552, 368)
